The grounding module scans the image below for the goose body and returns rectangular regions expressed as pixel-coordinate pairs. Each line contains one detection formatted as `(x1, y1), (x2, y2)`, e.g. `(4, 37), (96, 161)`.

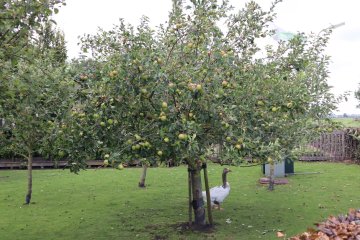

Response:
(202, 168), (231, 210)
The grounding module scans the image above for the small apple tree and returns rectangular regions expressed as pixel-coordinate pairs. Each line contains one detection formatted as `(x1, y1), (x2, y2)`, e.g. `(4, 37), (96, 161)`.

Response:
(0, 0), (70, 204)
(218, 18), (341, 190)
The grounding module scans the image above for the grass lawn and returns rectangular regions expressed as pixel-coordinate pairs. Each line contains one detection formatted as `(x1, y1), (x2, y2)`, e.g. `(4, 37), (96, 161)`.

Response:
(332, 118), (360, 128)
(1, 162), (360, 240)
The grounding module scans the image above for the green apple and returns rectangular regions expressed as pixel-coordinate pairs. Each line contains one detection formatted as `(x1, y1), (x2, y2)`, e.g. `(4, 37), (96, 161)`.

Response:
(157, 150), (163, 156)
(100, 121), (106, 127)
(58, 150), (65, 158)
(118, 163), (124, 170)
(156, 58), (163, 65)
(217, 89), (224, 95)
(132, 144), (140, 151)
(107, 119), (114, 125)
(159, 115), (167, 121)
(161, 102), (168, 109)
(103, 160), (109, 166)
(164, 137), (170, 143)
(135, 134), (142, 141)
(235, 144), (241, 150)
(178, 133), (187, 140)
(257, 100), (264, 106)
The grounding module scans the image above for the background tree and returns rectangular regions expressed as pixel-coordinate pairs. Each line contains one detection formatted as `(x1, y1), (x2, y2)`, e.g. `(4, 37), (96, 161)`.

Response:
(355, 86), (360, 108)
(0, 0), (69, 204)
(0, 0), (65, 63)
(0, 0), (66, 131)
(222, 28), (341, 190)
(0, 54), (72, 204)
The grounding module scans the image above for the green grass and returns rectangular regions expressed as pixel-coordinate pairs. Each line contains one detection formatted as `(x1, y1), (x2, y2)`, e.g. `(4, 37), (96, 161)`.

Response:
(1, 162), (360, 240)
(332, 118), (360, 128)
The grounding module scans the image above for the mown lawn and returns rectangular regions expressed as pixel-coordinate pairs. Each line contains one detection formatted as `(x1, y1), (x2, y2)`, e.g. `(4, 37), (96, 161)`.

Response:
(0, 162), (359, 240)
(333, 118), (360, 128)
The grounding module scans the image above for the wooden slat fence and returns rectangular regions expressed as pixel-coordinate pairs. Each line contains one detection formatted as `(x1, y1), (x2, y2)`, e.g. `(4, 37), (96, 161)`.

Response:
(300, 128), (360, 161)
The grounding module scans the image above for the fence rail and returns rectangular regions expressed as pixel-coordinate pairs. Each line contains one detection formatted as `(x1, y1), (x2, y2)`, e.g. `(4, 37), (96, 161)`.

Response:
(0, 158), (104, 169)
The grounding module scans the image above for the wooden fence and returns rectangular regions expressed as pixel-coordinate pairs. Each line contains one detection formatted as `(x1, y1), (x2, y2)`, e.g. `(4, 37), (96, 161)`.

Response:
(300, 129), (360, 161)
(0, 157), (104, 169)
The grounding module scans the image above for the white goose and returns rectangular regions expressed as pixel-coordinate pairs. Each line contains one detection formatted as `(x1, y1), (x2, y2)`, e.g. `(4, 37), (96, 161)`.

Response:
(202, 168), (231, 210)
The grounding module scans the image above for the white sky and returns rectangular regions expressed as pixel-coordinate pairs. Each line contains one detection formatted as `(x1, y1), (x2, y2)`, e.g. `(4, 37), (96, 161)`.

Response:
(54, 0), (360, 114)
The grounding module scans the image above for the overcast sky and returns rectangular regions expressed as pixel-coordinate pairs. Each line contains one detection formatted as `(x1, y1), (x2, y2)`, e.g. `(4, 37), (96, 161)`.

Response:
(54, 0), (360, 114)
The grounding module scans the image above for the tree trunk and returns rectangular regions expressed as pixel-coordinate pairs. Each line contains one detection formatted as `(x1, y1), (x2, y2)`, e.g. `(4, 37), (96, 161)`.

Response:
(190, 167), (206, 227)
(25, 153), (33, 204)
(268, 162), (275, 191)
(138, 164), (148, 188)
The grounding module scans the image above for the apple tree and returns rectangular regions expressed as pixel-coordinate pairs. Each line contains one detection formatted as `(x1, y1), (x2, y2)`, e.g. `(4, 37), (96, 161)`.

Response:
(0, 0), (70, 204)
(74, 0), (280, 226)
(219, 22), (341, 190)
(71, 0), (340, 227)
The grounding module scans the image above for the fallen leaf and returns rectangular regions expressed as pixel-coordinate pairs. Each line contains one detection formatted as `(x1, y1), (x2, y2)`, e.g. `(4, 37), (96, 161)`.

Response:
(276, 231), (285, 238)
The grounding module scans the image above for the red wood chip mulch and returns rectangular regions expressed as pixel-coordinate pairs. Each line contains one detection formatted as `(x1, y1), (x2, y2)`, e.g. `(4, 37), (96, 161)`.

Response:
(259, 177), (289, 185)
